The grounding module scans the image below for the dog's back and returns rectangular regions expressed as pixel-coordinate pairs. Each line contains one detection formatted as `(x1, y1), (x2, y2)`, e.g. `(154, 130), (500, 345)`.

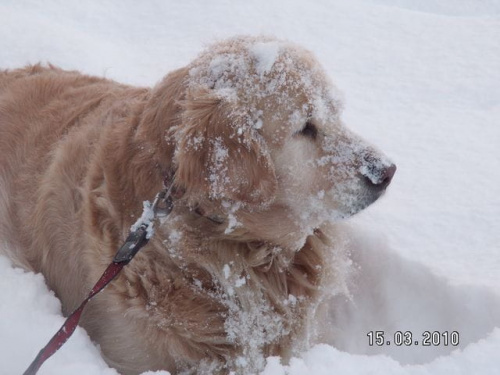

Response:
(0, 65), (73, 270)
(0, 65), (145, 303)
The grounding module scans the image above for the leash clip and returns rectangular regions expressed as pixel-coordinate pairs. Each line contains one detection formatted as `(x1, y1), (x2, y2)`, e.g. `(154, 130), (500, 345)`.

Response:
(113, 186), (174, 264)
(113, 225), (150, 264)
(152, 187), (174, 218)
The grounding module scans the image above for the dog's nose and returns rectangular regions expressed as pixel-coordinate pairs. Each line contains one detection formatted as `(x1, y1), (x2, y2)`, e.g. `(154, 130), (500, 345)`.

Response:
(378, 163), (396, 188)
(362, 162), (397, 190)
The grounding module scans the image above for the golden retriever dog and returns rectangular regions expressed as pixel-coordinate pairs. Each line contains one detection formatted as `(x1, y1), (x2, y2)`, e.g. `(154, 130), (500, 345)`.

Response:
(0, 36), (395, 374)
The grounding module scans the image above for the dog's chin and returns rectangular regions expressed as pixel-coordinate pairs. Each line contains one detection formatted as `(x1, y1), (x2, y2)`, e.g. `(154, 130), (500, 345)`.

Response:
(342, 189), (386, 219)
(298, 187), (386, 236)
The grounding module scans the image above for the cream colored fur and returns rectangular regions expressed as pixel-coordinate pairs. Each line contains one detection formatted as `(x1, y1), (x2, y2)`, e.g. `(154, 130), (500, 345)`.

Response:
(0, 36), (394, 374)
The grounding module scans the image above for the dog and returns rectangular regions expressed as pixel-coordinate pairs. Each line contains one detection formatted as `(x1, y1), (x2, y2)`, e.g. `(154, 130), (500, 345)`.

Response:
(0, 36), (395, 374)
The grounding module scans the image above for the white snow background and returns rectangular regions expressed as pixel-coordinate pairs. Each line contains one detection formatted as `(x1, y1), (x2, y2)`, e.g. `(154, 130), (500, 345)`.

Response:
(1, 0), (499, 374)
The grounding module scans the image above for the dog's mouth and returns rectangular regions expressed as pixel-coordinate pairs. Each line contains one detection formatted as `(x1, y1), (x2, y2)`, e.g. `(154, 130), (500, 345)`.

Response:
(298, 162), (397, 227)
(187, 161), (396, 242)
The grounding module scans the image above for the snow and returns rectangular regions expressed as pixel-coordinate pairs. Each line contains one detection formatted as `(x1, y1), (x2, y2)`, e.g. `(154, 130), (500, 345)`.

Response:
(1, 0), (499, 374)
(260, 332), (500, 375)
(223, 264), (231, 280)
(250, 41), (281, 76)
(130, 200), (156, 239)
(208, 137), (231, 199)
(223, 201), (243, 234)
(0, 256), (118, 375)
(235, 277), (247, 288)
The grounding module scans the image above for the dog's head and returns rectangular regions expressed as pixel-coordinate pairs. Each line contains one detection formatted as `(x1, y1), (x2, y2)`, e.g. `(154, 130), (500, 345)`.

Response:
(172, 36), (395, 246)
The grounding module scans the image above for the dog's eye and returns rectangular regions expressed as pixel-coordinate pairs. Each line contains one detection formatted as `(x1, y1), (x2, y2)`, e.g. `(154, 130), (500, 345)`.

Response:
(299, 121), (318, 139)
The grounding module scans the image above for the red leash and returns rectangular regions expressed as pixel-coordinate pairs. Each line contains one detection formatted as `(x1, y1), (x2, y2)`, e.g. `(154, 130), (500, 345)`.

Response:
(23, 262), (126, 375)
(23, 189), (172, 375)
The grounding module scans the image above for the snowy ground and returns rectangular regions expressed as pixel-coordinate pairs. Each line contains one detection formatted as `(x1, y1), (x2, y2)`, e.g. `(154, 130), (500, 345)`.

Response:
(1, 0), (499, 374)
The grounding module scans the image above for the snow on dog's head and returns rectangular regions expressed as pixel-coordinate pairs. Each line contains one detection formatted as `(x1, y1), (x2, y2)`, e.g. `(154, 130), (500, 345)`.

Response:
(174, 36), (396, 248)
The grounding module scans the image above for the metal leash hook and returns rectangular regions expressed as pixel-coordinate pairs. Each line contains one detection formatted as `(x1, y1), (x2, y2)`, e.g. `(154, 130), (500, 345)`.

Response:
(23, 184), (175, 375)
(152, 184), (174, 218)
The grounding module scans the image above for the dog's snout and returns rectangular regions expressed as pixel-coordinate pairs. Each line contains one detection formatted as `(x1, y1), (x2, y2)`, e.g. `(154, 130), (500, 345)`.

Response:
(361, 160), (397, 190)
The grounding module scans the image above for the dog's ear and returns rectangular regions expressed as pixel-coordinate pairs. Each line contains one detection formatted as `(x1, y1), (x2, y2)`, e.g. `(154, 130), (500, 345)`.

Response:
(174, 89), (277, 205)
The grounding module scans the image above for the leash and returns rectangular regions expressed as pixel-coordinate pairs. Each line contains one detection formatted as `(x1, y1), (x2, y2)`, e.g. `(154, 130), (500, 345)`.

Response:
(23, 187), (173, 375)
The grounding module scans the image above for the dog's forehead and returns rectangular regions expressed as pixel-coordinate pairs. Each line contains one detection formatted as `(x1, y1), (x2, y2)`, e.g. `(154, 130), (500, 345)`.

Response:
(190, 38), (340, 103)
(188, 37), (344, 138)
